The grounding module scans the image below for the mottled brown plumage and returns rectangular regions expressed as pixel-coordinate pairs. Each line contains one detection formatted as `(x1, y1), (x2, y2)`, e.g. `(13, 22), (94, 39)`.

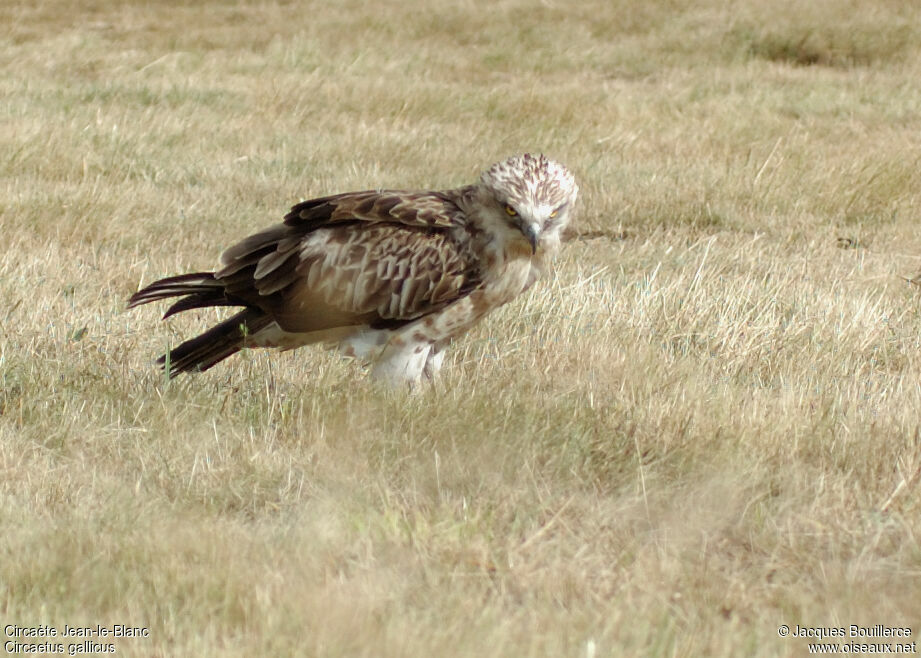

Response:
(128, 154), (578, 385)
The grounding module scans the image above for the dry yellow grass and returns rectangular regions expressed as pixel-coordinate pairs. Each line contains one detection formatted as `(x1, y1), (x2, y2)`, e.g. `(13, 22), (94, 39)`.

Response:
(2, 1), (921, 656)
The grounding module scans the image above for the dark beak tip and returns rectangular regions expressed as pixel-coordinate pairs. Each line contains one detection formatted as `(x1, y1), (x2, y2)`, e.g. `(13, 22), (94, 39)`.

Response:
(521, 224), (539, 254)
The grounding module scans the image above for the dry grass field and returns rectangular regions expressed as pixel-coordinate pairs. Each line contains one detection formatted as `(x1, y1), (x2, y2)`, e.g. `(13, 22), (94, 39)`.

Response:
(3, 0), (921, 655)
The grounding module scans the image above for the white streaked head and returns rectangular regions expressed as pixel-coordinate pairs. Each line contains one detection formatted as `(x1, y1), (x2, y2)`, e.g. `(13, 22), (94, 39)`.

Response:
(479, 153), (579, 254)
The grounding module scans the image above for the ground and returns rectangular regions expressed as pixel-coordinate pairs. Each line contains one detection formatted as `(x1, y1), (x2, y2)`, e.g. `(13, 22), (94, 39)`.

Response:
(1, 1), (920, 656)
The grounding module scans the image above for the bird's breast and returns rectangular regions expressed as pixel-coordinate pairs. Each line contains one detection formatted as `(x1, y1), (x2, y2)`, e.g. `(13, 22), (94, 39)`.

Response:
(481, 256), (533, 307)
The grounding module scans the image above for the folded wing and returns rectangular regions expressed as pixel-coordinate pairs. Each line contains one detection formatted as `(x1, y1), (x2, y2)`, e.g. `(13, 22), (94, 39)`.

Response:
(211, 189), (481, 333)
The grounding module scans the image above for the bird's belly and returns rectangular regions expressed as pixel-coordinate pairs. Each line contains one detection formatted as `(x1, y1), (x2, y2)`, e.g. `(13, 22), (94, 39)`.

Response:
(251, 322), (358, 350)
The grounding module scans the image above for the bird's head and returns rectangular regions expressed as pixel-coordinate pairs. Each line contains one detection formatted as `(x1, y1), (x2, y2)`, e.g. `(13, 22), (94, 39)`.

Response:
(479, 153), (578, 255)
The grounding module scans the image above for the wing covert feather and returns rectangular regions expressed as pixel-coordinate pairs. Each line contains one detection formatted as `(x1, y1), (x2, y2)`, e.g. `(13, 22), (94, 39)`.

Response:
(285, 190), (465, 229)
(291, 224), (478, 323)
(210, 189), (477, 333)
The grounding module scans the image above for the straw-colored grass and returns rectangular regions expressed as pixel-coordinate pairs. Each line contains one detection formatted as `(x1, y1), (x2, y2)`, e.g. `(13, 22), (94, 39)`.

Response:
(2, 0), (920, 655)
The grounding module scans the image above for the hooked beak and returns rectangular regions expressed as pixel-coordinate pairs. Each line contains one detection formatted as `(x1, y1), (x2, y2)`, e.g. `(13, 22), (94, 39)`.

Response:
(520, 222), (539, 254)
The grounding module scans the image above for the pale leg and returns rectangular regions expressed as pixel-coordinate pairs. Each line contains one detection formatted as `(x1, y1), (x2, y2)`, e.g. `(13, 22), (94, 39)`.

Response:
(370, 337), (432, 386)
(422, 340), (449, 380)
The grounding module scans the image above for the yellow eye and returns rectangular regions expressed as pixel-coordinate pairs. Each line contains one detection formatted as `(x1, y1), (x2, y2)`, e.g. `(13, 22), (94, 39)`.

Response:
(504, 204), (518, 217)
(549, 210), (558, 218)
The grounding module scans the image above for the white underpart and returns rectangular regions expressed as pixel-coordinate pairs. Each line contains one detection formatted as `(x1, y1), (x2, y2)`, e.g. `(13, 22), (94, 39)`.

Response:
(347, 329), (446, 385)
(368, 330), (431, 385)
(250, 323), (352, 350)
(337, 328), (391, 362)
(251, 323), (445, 385)
(422, 344), (446, 379)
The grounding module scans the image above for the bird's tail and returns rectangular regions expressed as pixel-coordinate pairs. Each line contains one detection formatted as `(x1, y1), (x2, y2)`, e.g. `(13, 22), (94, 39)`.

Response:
(157, 308), (272, 377)
(128, 272), (236, 319)
(129, 273), (271, 376)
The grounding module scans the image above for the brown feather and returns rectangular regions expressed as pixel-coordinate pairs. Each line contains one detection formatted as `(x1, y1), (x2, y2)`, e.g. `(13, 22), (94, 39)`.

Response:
(156, 309), (271, 376)
(207, 191), (479, 333)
